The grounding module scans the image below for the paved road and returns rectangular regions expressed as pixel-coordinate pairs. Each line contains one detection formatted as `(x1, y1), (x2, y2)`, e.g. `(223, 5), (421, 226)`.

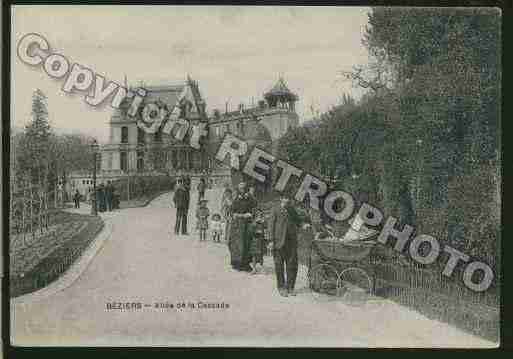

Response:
(11, 188), (495, 347)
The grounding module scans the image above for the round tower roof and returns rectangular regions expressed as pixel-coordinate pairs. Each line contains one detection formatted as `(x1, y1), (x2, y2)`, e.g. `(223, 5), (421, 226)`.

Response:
(264, 78), (298, 101)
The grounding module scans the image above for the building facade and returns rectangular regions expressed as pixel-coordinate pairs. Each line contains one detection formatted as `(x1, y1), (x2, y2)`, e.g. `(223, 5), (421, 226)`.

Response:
(70, 76), (300, 191)
(100, 77), (211, 179)
(208, 77), (299, 151)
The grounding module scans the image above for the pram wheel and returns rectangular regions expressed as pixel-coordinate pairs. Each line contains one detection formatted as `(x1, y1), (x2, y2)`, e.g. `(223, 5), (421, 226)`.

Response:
(308, 264), (341, 300)
(339, 267), (372, 305)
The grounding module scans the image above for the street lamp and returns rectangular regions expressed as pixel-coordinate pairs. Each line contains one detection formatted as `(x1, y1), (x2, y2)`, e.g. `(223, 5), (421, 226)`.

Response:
(90, 139), (99, 215)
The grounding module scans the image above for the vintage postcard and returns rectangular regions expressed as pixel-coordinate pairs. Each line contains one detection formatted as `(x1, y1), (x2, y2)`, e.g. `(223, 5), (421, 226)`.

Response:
(8, 5), (500, 348)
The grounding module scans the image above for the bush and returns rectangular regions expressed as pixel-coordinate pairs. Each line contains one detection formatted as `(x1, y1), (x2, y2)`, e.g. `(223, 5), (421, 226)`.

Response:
(112, 175), (176, 202)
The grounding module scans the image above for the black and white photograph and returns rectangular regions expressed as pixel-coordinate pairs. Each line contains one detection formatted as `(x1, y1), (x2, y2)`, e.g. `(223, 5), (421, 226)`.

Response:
(7, 4), (501, 348)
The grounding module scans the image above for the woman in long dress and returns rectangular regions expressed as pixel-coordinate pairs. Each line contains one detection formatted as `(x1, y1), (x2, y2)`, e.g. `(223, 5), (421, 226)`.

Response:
(221, 187), (233, 241)
(228, 182), (256, 271)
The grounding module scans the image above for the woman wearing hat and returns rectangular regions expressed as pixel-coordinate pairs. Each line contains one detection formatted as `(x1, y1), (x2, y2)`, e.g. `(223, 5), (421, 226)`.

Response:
(228, 182), (256, 271)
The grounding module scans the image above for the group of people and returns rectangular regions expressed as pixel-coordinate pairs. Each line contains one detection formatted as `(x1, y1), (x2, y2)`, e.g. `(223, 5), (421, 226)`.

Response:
(172, 175), (210, 237)
(95, 181), (118, 212)
(72, 180), (119, 211)
(172, 177), (312, 297)
(221, 181), (311, 297)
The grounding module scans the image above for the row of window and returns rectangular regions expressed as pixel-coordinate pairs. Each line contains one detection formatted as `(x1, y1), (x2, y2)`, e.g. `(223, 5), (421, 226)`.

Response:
(120, 126), (163, 144)
(213, 121), (244, 137)
(121, 121), (246, 144)
(70, 179), (93, 187)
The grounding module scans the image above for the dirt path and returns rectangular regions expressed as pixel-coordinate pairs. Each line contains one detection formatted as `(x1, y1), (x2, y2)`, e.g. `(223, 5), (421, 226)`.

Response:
(10, 188), (495, 347)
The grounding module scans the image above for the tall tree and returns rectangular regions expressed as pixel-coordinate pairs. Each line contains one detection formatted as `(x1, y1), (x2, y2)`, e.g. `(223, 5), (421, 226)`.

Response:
(16, 89), (52, 187)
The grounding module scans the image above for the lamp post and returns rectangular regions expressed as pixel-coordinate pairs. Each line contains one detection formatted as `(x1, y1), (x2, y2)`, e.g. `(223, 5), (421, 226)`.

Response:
(91, 139), (99, 215)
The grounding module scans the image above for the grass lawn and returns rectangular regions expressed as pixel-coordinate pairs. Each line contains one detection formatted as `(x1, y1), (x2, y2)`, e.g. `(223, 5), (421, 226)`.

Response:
(10, 210), (104, 298)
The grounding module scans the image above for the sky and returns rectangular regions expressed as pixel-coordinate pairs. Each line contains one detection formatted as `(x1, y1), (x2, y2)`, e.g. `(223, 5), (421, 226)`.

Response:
(12, 5), (371, 142)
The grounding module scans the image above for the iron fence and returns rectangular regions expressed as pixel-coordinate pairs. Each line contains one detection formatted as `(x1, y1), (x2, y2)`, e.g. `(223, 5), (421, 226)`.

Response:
(9, 183), (67, 246)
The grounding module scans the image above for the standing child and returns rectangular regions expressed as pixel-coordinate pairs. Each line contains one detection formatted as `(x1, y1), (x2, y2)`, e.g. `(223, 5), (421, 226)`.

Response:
(196, 199), (210, 241)
(211, 213), (223, 243)
(248, 210), (267, 275)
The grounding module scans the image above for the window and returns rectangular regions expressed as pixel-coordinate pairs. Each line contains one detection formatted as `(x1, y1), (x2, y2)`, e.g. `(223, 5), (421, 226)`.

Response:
(154, 131), (162, 142)
(121, 126), (129, 143)
(120, 151), (128, 172)
(137, 128), (145, 144)
(137, 151), (144, 171)
(82, 180), (86, 185)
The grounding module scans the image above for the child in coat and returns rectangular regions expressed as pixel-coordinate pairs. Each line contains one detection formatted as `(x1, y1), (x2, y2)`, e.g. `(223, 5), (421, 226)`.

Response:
(196, 199), (210, 241)
(248, 210), (267, 275)
(211, 213), (223, 243)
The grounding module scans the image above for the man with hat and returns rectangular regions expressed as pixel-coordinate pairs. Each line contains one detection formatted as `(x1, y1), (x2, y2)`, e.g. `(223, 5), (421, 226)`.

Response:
(269, 195), (311, 297)
(173, 179), (190, 236)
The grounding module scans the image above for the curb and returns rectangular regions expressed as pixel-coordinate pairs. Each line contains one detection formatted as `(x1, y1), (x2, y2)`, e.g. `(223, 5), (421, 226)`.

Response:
(11, 214), (115, 305)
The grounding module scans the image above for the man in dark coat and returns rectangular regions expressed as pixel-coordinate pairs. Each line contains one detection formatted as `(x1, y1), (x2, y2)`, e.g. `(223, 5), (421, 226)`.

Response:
(269, 196), (310, 297)
(105, 180), (114, 212)
(173, 179), (190, 235)
(97, 183), (106, 212)
(73, 190), (81, 209)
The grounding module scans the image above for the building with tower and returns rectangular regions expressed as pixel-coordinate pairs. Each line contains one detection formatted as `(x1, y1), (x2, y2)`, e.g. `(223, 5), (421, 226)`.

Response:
(67, 76), (300, 196)
(208, 77), (299, 148)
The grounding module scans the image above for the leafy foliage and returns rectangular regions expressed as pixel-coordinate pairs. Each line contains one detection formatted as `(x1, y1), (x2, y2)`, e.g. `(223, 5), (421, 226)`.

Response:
(279, 8), (500, 271)
(14, 89), (98, 191)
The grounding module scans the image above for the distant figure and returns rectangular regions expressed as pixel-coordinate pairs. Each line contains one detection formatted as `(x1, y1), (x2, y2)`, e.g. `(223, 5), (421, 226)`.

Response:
(211, 213), (223, 243)
(221, 187), (233, 241)
(112, 190), (120, 210)
(197, 177), (207, 202)
(97, 184), (106, 212)
(173, 179), (189, 236)
(196, 199), (210, 241)
(183, 175), (191, 191)
(73, 189), (81, 209)
(105, 180), (114, 211)
(57, 183), (64, 207)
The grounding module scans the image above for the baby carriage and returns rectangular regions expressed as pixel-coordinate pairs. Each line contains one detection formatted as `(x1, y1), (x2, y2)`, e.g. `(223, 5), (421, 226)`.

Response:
(308, 219), (379, 303)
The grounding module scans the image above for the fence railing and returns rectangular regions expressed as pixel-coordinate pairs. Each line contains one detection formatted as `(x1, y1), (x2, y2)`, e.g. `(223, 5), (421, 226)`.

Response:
(9, 183), (67, 245)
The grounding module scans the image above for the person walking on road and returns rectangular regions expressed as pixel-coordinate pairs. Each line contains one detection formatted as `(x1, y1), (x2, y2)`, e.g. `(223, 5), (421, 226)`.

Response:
(73, 189), (81, 209)
(173, 179), (190, 236)
(97, 183), (106, 212)
(269, 196), (310, 297)
(105, 180), (114, 212)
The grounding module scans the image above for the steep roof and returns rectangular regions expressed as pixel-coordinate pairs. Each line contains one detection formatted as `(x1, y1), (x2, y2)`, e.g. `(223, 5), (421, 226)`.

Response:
(112, 80), (207, 122)
(143, 84), (187, 108)
(264, 78), (298, 100)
